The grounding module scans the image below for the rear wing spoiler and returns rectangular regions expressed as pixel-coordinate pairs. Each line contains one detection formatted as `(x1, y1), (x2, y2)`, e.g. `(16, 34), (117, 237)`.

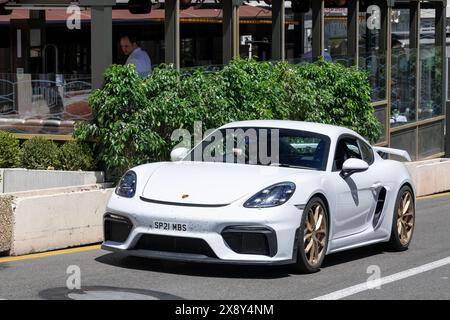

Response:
(373, 146), (412, 162)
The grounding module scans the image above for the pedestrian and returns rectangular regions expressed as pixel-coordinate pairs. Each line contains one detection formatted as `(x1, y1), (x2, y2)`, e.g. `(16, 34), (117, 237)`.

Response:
(120, 34), (152, 77)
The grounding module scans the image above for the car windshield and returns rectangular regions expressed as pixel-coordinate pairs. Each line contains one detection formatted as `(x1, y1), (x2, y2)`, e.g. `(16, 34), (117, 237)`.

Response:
(186, 127), (331, 171)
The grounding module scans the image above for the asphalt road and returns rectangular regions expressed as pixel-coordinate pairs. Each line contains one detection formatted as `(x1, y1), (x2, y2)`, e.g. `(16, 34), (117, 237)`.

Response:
(0, 194), (449, 300)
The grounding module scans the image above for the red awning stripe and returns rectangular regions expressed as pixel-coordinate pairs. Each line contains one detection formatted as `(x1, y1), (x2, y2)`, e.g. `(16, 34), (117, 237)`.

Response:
(0, 7), (273, 23)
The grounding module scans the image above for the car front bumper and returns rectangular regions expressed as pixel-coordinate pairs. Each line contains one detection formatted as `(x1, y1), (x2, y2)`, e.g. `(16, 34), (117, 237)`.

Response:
(102, 194), (303, 265)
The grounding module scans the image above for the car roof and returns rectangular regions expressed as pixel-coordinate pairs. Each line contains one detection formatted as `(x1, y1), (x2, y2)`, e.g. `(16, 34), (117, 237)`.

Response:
(219, 120), (365, 142)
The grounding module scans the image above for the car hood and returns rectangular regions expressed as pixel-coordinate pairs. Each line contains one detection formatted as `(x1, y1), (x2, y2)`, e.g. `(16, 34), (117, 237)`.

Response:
(141, 161), (320, 205)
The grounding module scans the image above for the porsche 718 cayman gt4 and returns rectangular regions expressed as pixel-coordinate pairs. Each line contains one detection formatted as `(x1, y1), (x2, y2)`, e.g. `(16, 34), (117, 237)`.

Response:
(102, 120), (415, 273)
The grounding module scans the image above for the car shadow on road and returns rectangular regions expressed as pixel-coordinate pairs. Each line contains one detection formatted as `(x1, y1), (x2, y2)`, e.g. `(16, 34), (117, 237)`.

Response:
(321, 244), (385, 269)
(95, 252), (293, 279)
(96, 244), (387, 279)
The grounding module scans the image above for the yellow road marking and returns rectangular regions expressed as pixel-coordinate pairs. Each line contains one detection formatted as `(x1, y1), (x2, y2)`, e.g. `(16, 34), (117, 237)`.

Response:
(0, 191), (448, 264)
(417, 191), (450, 201)
(0, 245), (101, 264)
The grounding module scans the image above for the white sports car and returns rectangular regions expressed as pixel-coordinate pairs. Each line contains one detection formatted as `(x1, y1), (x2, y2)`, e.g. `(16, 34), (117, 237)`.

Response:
(102, 120), (415, 273)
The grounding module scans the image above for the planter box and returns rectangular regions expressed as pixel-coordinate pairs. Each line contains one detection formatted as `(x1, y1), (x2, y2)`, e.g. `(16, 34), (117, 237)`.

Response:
(0, 195), (14, 253)
(0, 169), (104, 194)
(405, 158), (450, 197)
(0, 184), (113, 256)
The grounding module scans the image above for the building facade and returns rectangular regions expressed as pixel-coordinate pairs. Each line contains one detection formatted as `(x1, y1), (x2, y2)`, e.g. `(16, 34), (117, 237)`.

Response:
(0, 0), (448, 160)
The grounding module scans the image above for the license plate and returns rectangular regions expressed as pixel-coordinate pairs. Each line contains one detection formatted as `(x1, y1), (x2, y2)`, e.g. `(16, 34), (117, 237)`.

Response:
(153, 221), (188, 232)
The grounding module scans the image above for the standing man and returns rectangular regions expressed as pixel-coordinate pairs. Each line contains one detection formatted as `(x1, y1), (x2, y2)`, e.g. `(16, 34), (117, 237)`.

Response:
(120, 34), (152, 77)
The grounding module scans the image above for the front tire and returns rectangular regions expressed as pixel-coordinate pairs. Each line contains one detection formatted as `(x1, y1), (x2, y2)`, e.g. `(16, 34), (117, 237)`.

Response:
(386, 185), (415, 251)
(292, 197), (329, 273)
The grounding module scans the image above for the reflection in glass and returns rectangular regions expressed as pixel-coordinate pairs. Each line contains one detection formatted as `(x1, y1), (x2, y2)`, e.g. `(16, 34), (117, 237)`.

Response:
(420, 46), (443, 119)
(418, 121), (444, 158)
(324, 8), (349, 66)
(419, 8), (443, 120)
(391, 47), (417, 126)
(0, 73), (92, 135)
(390, 8), (416, 127)
(374, 107), (387, 142)
(359, 6), (386, 102)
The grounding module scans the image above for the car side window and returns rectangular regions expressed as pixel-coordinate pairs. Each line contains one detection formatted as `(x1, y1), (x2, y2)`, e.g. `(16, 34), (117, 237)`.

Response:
(333, 137), (362, 171)
(358, 140), (374, 165)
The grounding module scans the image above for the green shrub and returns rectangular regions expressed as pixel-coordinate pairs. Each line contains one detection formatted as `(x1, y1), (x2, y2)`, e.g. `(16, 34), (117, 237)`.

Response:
(59, 141), (95, 171)
(0, 131), (21, 168)
(75, 64), (164, 177)
(217, 59), (291, 121)
(289, 59), (382, 143)
(75, 59), (382, 174)
(21, 137), (61, 170)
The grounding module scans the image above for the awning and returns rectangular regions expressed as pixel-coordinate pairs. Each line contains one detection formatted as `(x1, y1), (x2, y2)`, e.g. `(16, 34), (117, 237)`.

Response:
(0, 6), (274, 24)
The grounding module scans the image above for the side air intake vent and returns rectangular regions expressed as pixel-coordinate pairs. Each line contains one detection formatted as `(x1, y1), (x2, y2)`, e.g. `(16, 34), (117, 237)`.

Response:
(373, 187), (387, 228)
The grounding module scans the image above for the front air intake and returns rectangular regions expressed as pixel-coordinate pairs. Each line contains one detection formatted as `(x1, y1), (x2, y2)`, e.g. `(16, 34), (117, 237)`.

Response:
(221, 226), (277, 257)
(104, 214), (133, 243)
(134, 234), (218, 258)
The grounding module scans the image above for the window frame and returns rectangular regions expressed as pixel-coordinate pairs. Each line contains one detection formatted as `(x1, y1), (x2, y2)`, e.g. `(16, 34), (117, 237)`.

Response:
(357, 138), (375, 166)
(332, 134), (365, 172)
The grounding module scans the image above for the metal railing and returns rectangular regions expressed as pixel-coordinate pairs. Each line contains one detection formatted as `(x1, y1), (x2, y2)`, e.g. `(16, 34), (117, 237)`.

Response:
(0, 73), (92, 135)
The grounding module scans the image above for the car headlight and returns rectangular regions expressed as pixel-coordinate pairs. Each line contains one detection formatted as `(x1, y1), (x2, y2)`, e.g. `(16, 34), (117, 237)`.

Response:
(115, 171), (137, 198)
(244, 182), (296, 208)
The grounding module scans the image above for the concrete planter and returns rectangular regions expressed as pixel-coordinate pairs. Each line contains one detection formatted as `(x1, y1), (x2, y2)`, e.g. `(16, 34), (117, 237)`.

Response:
(405, 158), (450, 197)
(0, 195), (14, 253)
(0, 169), (104, 194)
(0, 184), (113, 256)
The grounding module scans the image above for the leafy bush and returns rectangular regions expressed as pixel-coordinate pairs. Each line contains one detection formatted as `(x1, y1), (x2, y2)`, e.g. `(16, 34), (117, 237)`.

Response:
(0, 131), (21, 168)
(289, 60), (381, 143)
(21, 137), (61, 170)
(75, 64), (164, 176)
(216, 59), (291, 121)
(76, 59), (382, 174)
(59, 141), (95, 171)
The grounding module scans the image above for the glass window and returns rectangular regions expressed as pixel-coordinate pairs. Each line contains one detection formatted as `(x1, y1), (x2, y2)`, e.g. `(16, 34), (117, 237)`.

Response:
(189, 127), (331, 171)
(418, 121), (444, 158)
(333, 137), (362, 171)
(358, 139), (375, 165)
(286, 5), (312, 65)
(359, 1), (387, 102)
(295, 2), (349, 65)
(391, 8), (417, 127)
(419, 7), (443, 120)
(324, 6), (348, 65)
(447, 50), (450, 101)
(374, 106), (387, 143)
(390, 128), (417, 161)
(0, 72), (92, 135)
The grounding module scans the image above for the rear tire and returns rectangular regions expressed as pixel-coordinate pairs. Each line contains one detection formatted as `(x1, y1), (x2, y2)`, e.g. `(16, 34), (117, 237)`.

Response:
(386, 185), (415, 251)
(292, 197), (329, 273)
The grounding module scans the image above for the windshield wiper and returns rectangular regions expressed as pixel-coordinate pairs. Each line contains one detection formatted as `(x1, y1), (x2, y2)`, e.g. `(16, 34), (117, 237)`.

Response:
(270, 163), (315, 170)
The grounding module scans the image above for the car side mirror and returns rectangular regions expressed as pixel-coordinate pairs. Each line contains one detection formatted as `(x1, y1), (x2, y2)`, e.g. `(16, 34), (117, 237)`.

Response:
(170, 147), (189, 162)
(341, 158), (369, 178)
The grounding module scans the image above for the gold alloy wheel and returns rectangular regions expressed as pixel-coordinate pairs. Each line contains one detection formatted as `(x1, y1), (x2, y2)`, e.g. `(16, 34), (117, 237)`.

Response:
(397, 191), (415, 246)
(304, 203), (328, 266)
